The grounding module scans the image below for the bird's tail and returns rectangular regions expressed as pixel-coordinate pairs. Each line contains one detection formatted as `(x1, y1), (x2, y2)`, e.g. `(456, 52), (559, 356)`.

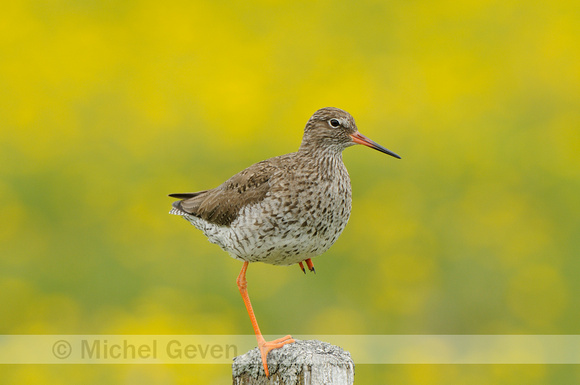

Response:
(168, 191), (207, 216)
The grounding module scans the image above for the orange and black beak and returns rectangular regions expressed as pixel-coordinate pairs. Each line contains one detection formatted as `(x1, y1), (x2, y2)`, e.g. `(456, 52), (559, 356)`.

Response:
(350, 132), (401, 159)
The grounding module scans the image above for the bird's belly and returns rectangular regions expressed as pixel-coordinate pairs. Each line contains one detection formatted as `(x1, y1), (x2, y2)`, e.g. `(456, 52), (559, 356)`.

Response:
(223, 190), (351, 265)
(225, 220), (347, 265)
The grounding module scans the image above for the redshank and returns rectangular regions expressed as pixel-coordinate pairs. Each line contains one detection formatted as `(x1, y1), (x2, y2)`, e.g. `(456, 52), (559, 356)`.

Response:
(169, 107), (400, 376)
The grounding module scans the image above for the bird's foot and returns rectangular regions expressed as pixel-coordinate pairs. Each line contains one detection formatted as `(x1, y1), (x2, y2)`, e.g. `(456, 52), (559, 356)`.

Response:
(298, 259), (315, 274)
(305, 258), (315, 273)
(257, 335), (295, 377)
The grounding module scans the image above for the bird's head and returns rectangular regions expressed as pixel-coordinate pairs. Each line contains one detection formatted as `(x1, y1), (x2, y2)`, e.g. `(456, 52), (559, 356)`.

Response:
(299, 107), (401, 159)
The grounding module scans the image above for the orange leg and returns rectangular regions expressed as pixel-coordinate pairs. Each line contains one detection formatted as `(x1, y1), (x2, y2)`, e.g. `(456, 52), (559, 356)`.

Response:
(236, 261), (295, 377)
(298, 261), (306, 274)
(305, 258), (315, 273)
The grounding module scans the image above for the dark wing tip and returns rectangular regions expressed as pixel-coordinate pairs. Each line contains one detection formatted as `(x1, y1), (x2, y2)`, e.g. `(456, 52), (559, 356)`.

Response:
(169, 193), (195, 199)
(168, 191), (210, 216)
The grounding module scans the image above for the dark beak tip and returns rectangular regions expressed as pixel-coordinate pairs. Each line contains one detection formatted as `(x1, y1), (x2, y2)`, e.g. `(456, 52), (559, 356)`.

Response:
(381, 148), (401, 159)
(350, 132), (401, 160)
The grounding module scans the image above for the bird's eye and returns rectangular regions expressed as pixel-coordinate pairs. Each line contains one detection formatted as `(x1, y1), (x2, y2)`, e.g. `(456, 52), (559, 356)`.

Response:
(329, 119), (340, 128)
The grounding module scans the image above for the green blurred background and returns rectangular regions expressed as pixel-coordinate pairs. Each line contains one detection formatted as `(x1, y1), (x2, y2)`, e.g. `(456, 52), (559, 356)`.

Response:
(1, 0), (579, 383)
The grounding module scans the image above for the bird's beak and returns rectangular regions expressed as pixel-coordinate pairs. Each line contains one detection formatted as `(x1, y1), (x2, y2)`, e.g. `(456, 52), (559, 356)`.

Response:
(350, 131), (401, 159)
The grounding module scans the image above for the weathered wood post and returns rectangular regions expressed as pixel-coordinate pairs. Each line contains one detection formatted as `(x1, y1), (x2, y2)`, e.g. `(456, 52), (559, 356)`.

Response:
(232, 340), (354, 385)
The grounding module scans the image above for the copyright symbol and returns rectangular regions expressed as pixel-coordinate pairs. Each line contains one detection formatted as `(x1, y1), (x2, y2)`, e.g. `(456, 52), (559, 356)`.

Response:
(52, 340), (72, 359)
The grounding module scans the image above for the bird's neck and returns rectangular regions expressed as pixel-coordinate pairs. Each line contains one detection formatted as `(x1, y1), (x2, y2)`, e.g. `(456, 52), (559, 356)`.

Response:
(298, 137), (345, 159)
(298, 144), (344, 161)
(297, 142), (347, 180)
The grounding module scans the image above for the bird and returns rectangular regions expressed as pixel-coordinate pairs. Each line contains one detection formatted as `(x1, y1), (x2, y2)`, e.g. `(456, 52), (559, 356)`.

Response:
(169, 107), (400, 376)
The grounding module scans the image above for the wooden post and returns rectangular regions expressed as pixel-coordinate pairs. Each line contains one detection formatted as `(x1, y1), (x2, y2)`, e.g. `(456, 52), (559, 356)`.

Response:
(232, 340), (354, 385)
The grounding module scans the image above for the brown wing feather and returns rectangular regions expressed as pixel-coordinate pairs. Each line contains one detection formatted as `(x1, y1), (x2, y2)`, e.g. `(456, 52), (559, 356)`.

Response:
(170, 154), (293, 226)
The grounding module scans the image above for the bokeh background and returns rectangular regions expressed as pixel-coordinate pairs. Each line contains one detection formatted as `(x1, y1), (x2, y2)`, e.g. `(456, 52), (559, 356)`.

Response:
(1, 0), (579, 383)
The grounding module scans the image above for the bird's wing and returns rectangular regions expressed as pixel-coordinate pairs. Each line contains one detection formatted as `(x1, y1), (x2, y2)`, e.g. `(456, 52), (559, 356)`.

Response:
(169, 155), (292, 226)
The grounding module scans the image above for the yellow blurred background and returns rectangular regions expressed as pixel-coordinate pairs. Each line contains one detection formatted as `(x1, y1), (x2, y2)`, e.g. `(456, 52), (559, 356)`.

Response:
(1, 0), (579, 383)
